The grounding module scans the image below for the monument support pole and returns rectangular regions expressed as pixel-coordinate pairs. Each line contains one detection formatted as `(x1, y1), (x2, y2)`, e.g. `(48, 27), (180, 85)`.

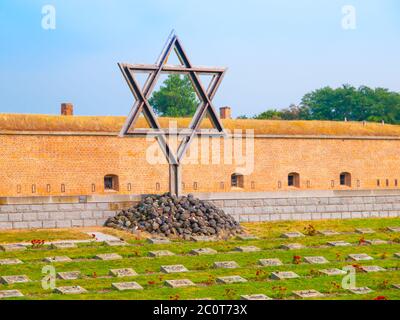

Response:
(169, 164), (181, 196)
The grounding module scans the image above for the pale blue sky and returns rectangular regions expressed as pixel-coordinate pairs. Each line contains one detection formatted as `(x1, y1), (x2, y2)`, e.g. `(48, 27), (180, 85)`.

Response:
(0, 0), (399, 117)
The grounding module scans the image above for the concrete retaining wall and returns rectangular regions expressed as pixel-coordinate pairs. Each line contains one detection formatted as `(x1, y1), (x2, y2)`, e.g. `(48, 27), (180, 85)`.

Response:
(1, 190), (400, 229)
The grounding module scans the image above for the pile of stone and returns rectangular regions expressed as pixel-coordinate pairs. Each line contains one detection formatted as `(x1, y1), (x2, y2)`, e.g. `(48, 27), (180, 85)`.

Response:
(105, 193), (242, 239)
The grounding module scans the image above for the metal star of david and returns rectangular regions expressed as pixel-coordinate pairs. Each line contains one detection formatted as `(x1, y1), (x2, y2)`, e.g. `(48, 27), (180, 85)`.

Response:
(118, 31), (227, 166)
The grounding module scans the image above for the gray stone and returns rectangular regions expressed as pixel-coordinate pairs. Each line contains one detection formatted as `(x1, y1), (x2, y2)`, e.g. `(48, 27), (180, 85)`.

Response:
(319, 268), (347, 276)
(104, 240), (128, 247)
(364, 239), (388, 245)
(348, 287), (373, 295)
(147, 238), (171, 244)
(86, 231), (120, 241)
(234, 246), (261, 252)
(213, 261), (239, 269)
(360, 265), (386, 273)
(190, 248), (218, 255)
(293, 290), (324, 298)
(109, 268), (138, 277)
(327, 241), (351, 247)
(347, 254), (373, 261)
(304, 256), (329, 264)
(317, 230), (340, 236)
(0, 290), (24, 299)
(160, 265), (188, 273)
(280, 243), (304, 250)
(387, 227), (400, 233)
(51, 242), (77, 249)
(148, 250), (175, 257)
(0, 259), (23, 265)
(355, 228), (375, 234)
(165, 279), (195, 288)
(236, 234), (259, 240)
(57, 271), (81, 280)
(43, 256), (72, 263)
(259, 258), (283, 266)
(395, 253), (400, 258)
(0, 244), (26, 252)
(240, 294), (271, 300)
(0, 275), (30, 284)
(190, 236), (216, 242)
(270, 271), (300, 280)
(281, 231), (305, 238)
(54, 286), (87, 295)
(216, 276), (247, 284)
(112, 281), (143, 291)
(95, 253), (122, 261)
(392, 284), (400, 290)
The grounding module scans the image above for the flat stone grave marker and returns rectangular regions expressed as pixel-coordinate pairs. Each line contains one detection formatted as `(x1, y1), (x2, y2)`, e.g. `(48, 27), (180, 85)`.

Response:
(234, 246), (261, 252)
(347, 254), (373, 261)
(360, 265), (386, 273)
(327, 241), (351, 247)
(0, 244), (26, 252)
(190, 248), (218, 255)
(216, 276), (247, 284)
(348, 287), (373, 295)
(160, 265), (188, 274)
(395, 253), (400, 258)
(57, 271), (81, 280)
(387, 227), (400, 233)
(109, 268), (138, 278)
(95, 253), (122, 261)
(54, 286), (87, 295)
(0, 290), (24, 299)
(43, 256), (72, 263)
(241, 294), (272, 300)
(270, 271), (300, 280)
(355, 228), (375, 234)
(148, 250), (175, 257)
(147, 238), (171, 244)
(0, 258), (23, 265)
(236, 234), (259, 240)
(0, 275), (30, 285)
(259, 258), (283, 266)
(112, 282), (143, 291)
(104, 240), (128, 247)
(165, 279), (195, 288)
(86, 232), (120, 242)
(213, 261), (239, 269)
(190, 236), (216, 242)
(364, 239), (388, 245)
(317, 230), (340, 236)
(280, 243), (304, 250)
(293, 290), (324, 299)
(392, 284), (400, 290)
(281, 231), (305, 238)
(51, 242), (77, 249)
(319, 268), (347, 276)
(304, 256), (329, 264)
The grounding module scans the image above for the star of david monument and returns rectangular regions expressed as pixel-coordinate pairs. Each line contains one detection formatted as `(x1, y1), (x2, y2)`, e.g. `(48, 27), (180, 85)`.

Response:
(118, 31), (227, 196)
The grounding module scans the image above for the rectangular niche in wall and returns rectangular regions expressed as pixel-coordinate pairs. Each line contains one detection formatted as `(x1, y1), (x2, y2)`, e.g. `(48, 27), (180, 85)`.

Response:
(127, 183), (132, 191)
(61, 184), (65, 193)
(17, 185), (21, 194)
(156, 182), (160, 191)
(193, 182), (198, 190)
(278, 181), (282, 189)
(32, 184), (36, 193)
(46, 184), (51, 193)
(92, 184), (96, 192)
(331, 180), (335, 188)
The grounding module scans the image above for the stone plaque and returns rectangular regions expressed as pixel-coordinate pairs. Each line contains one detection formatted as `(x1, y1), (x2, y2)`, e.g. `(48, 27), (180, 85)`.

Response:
(95, 253), (123, 261)
(293, 290), (324, 299)
(104, 240), (128, 247)
(216, 276), (247, 284)
(270, 271), (300, 280)
(392, 284), (400, 290)
(160, 265), (188, 274)
(112, 281), (143, 291)
(364, 239), (388, 245)
(304, 256), (329, 264)
(0, 244), (26, 252)
(0, 259), (23, 265)
(387, 227), (400, 233)
(109, 268), (138, 277)
(259, 258), (283, 266)
(86, 232), (120, 242)
(0, 290), (24, 299)
(54, 286), (87, 295)
(147, 238), (171, 244)
(51, 242), (77, 249)
(395, 253), (400, 258)
(43, 256), (72, 263)
(190, 236), (216, 242)
(280, 243), (304, 250)
(317, 230), (340, 236)
(347, 254), (373, 261)
(355, 228), (375, 234)
(281, 231), (305, 238)
(213, 261), (239, 269)
(319, 268), (347, 276)
(57, 271), (81, 280)
(148, 250), (175, 257)
(0, 275), (30, 285)
(165, 279), (195, 288)
(327, 241), (351, 247)
(190, 248), (218, 256)
(241, 294), (271, 300)
(234, 246), (261, 252)
(360, 265), (386, 273)
(348, 287), (373, 295)
(236, 234), (259, 240)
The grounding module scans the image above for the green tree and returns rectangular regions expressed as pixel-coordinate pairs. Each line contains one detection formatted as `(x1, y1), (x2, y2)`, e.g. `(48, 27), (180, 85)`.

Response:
(149, 74), (199, 117)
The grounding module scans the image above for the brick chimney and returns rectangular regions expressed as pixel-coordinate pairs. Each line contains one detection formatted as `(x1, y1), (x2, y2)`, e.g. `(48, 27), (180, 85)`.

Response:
(61, 103), (73, 116)
(220, 106), (231, 119)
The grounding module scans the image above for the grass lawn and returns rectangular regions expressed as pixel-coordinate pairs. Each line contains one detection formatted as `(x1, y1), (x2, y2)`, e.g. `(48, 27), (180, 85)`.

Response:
(0, 217), (400, 300)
